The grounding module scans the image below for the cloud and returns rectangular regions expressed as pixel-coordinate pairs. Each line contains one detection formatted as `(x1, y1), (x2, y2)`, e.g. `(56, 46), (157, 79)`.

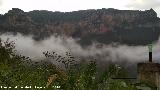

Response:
(126, 0), (160, 17)
(126, 0), (160, 9)
(0, 0), (128, 14)
(0, 0), (2, 6)
(0, 33), (158, 63)
(0, 33), (160, 76)
(0, 0), (160, 17)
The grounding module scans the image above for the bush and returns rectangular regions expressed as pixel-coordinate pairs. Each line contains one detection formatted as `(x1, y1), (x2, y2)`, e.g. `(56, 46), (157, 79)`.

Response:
(44, 51), (137, 90)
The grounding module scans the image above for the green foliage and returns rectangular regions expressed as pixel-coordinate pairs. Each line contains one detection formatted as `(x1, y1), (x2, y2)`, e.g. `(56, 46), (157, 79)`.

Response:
(0, 39), (58, 89)
(44, 51), (137, 90)
(0, 39), (154, 90)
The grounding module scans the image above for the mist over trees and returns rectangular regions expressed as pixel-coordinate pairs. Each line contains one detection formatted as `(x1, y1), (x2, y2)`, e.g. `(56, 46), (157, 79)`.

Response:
(0, 39), (137, 89)
(3, 39), (158, 89)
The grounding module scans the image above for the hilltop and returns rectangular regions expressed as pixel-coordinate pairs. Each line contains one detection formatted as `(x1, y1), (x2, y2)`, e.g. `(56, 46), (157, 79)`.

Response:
(0, 8), (160, 46)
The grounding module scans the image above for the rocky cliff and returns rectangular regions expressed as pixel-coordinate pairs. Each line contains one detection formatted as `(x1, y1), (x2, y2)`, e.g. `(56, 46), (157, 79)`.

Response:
(0, 8), (160, 46)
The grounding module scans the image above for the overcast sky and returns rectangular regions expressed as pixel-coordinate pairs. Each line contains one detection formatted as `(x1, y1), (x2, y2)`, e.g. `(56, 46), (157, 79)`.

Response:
(0, 0), (160, 17)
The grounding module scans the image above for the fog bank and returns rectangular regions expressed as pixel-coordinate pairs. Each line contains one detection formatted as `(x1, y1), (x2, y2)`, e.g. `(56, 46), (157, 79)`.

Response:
(0, 33), (159, 63)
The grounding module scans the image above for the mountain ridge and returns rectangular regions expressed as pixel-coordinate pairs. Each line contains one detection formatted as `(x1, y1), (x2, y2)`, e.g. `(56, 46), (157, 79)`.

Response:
(0, 8), (160, 46)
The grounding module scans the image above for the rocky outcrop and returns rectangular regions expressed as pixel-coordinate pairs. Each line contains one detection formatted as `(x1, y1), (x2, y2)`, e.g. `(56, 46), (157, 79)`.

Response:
(0, 8), (160, 45)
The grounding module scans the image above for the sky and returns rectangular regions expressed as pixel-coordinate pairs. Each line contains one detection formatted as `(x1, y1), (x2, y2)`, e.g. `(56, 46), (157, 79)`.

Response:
(0, 0), (160, 17)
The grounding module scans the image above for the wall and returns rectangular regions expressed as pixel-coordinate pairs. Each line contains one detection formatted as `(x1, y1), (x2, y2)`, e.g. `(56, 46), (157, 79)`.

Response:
(137, 63), (160, 89)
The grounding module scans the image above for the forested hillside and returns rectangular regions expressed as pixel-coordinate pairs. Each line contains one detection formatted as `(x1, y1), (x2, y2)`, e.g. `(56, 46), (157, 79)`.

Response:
(0, 8), (160, 45)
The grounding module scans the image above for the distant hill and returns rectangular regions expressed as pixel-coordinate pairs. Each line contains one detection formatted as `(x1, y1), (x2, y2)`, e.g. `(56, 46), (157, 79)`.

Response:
(0, 8), (160, 46)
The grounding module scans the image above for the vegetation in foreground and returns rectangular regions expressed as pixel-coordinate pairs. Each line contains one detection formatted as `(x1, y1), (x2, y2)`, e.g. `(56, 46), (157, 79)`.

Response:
(0, 39), (154, 90)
